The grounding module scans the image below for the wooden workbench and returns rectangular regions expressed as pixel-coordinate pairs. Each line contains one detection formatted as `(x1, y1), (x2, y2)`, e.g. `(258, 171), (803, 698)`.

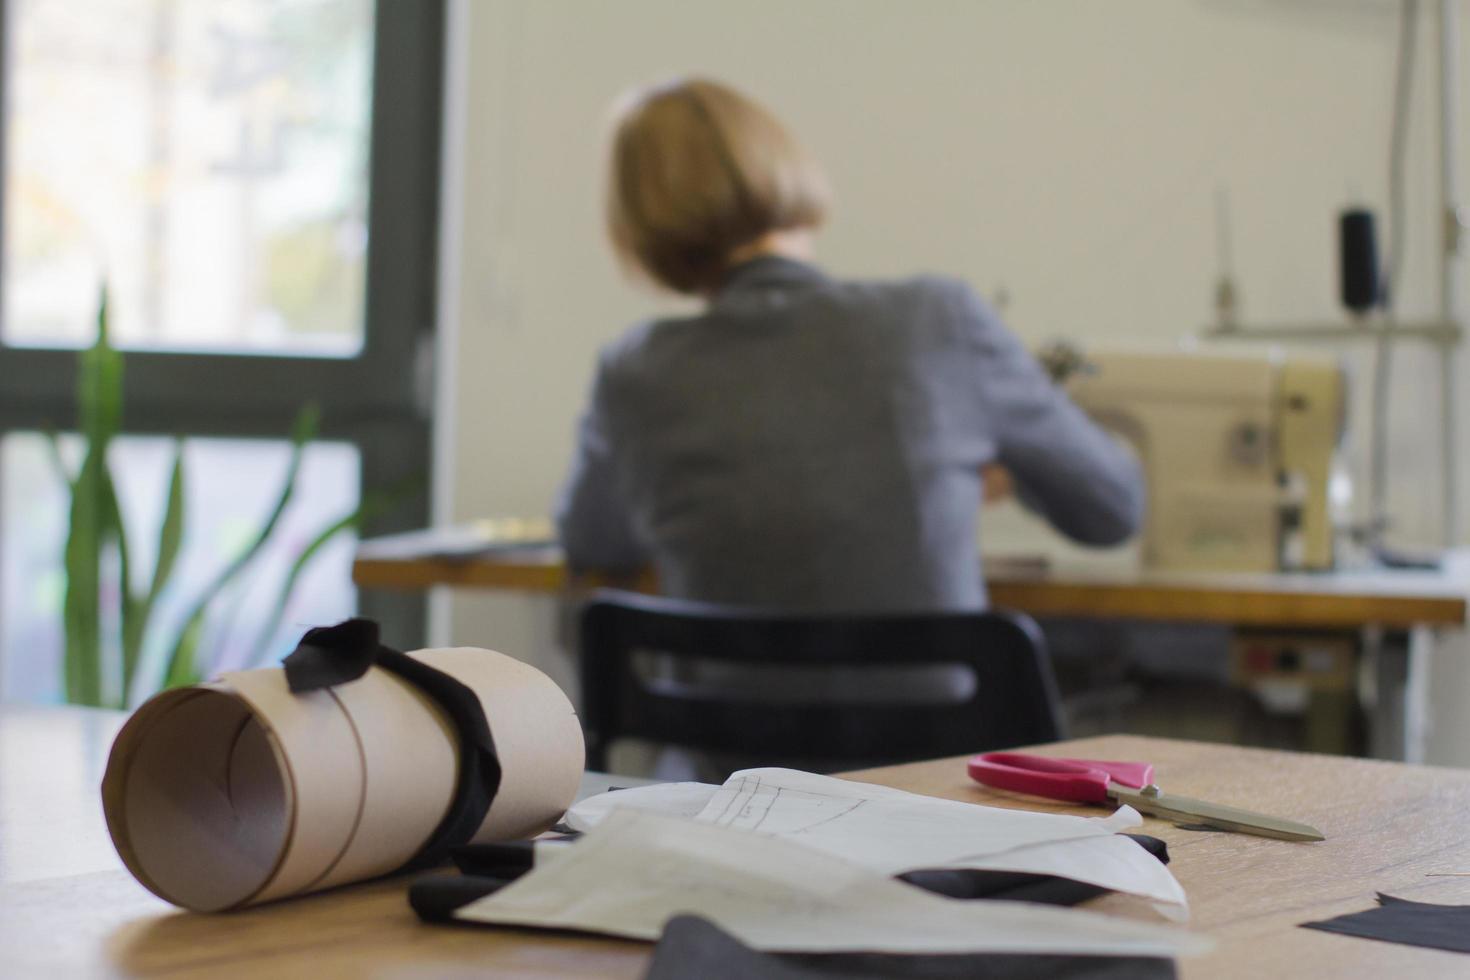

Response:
(352, 542), (1470, 762)
(351, 545), (1469, 629)
(3, 706), (1469, 978)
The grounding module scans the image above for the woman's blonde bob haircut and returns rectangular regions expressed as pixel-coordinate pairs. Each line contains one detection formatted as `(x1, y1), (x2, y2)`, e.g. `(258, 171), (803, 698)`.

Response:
(606, 78), (830, 294)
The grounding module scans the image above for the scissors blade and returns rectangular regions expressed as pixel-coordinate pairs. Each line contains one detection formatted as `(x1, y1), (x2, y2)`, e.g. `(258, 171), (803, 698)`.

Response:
(1109, 785), (1325, 842)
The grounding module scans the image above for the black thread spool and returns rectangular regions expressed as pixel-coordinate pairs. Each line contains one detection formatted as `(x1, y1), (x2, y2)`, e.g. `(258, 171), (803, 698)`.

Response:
(1339, 208), (1382, 314)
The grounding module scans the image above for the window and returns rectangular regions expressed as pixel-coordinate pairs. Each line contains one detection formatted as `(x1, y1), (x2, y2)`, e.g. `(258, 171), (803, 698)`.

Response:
(1, 432), (360, 701)
(0, 0), (443, 702)
(4, 0), (375, 355)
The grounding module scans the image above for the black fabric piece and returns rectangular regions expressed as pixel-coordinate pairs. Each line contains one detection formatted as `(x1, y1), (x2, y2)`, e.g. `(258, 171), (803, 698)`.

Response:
(642, 915), (1177, 980)
(897, 867), (1109, 906)
(283, 618), (503, 870)
(409, 874), (514, 923)
(1301, 892), (1470, 954)
(899, 835), (1168, 905)
(1123, 834), (1169, 864)
(283, 617), (383, 690)
(453, 841), (537, 878)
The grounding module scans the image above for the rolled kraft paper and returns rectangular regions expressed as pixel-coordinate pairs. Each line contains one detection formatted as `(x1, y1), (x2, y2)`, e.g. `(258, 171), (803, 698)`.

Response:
(100, 647), (585, 912)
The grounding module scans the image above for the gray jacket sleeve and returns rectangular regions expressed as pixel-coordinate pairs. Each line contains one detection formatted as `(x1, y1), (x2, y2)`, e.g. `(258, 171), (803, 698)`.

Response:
(554, 356), (649, 570)
(952, 284), (1145, 546)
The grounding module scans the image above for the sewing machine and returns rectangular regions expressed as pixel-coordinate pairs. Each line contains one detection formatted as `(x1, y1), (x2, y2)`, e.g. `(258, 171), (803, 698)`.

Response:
(1059, 349), (1347, 572)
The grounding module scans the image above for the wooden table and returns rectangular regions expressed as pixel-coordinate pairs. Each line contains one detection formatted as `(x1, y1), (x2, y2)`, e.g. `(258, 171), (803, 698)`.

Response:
(353, 542), (1470, 761)
(352, 546), (1469, 630)
(4, 705), (1470, 978)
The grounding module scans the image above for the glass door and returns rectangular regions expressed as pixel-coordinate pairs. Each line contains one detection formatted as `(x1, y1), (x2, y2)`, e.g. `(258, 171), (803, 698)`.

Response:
(0, 0), (442, 703)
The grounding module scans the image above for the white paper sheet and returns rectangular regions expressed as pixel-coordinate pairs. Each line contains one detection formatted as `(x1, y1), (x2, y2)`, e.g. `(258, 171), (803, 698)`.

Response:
(563, 780), (720, 831)
(565, 768), (1187, 917)
(459, 809), (1210, 957)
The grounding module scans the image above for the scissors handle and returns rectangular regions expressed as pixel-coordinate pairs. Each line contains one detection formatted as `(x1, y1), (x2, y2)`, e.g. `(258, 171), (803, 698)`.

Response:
(967, 752), (1156, 804)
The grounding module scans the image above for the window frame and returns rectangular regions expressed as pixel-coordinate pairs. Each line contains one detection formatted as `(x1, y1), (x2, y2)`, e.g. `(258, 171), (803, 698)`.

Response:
(0, 0), (444, 646)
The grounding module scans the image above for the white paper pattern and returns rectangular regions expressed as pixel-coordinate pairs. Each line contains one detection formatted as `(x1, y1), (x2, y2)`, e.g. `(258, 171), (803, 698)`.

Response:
(700, 768), (1135, 864)
(459, 809), (1210, 957)
(565, 768), (1187, 917)
(563, 780), (719, 831)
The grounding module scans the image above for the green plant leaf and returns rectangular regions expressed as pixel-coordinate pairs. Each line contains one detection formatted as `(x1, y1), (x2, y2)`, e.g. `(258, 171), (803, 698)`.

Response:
(120, 440), (186, 705)
(43, 428), (74, 490)
(102, 465), (140, 709)
(61, 452), (103, 707)
(149, 442), (187, 605)
(289, 403), (320, 445)
(249, 510), (359, 665)
(245, 477), (418, 668)
(157, 405), (320, 689)
(62, 289), (125, 707)
(78, 286), (123, 453)
(163, 610), (205, 691)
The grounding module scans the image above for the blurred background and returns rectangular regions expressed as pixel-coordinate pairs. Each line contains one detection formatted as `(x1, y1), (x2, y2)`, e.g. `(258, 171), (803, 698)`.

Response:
(2, 0), (1468, 762)
(0, 0), (433, 705)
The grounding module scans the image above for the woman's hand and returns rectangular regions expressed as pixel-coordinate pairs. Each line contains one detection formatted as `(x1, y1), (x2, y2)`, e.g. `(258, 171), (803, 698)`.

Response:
(982, 464), (1014, 504)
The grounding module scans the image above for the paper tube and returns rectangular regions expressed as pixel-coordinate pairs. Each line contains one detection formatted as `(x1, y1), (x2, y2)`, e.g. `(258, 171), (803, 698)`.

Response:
(101, 647), (585, 912)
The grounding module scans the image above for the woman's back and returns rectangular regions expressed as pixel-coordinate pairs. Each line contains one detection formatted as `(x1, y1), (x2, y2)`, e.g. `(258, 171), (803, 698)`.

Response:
(558, 255), (1143, 612)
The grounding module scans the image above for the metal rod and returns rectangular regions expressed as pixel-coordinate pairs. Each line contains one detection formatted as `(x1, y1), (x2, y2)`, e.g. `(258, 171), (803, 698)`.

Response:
(1437, 0), (1462, 546)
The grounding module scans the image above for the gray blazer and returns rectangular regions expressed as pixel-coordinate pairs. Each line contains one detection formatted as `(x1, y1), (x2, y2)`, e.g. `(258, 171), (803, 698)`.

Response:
(556, 257), (1143, 613)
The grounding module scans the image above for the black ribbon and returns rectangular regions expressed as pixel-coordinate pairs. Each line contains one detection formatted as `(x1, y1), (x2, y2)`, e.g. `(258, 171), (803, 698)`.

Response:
(284, 618), (502, 870)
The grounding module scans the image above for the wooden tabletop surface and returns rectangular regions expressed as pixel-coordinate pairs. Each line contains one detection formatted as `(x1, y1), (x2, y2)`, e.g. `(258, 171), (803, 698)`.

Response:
(4, 706), (1470, 978)
(351, 545), (1470, 629)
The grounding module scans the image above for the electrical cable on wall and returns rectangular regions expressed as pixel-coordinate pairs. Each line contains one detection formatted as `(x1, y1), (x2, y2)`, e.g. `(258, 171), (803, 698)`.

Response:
(1367, 0), (1418, 554)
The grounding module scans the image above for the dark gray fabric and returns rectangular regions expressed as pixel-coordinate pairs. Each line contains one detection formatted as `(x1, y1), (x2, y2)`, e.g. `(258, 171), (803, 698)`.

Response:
(557, 257), (1143, 613)
(1301, 893), (1470, 953)
(643, 915), (1178, 980)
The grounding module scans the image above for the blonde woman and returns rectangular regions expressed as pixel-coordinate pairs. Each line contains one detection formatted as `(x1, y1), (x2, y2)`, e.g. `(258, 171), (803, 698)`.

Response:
(557, 79), (1142, 614)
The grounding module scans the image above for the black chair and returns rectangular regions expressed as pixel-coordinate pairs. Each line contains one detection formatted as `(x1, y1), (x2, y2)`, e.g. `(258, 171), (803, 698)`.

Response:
(578, 589), (1065, 774)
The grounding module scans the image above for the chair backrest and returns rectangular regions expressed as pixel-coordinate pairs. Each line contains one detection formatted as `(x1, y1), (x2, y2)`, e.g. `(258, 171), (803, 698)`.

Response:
(578, 589), (1065, 773)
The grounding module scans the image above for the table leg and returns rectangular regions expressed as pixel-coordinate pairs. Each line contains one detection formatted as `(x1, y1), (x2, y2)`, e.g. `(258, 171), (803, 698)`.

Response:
(1364, 626), (1433, 762)
(1304, 686), (1355, 755)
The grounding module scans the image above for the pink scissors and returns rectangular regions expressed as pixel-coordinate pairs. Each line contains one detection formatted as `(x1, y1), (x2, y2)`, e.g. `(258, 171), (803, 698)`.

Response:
(967, 752), (1324, 842)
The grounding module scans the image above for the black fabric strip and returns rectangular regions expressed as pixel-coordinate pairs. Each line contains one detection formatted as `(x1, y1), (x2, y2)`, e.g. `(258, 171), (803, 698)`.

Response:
(898, 834), (1168, 904)
(645, 915), (1177, 980)
(452, 841), (538, 878)
(898, 867), (1112, 906)
(284, 618), (503, 870)
(409, 873), (515, 923)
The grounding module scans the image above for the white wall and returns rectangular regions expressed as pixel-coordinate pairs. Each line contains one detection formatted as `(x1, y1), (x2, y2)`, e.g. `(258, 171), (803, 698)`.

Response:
(434, 0), (1470, 758)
